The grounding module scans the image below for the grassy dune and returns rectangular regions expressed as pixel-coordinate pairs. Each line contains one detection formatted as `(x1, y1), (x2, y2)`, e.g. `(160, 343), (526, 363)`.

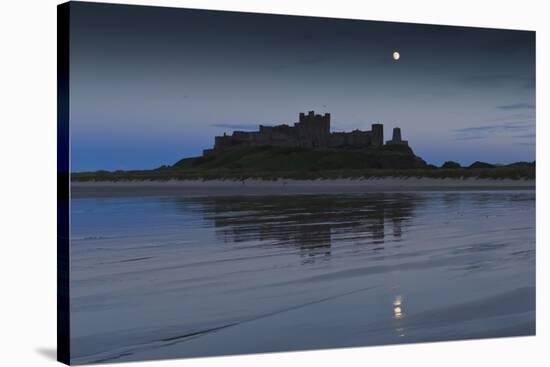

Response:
(71, 146), (535, 182)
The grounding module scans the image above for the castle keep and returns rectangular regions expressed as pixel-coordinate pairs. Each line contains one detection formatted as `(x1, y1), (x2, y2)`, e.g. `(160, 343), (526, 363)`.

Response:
(203, 111), (407, 156)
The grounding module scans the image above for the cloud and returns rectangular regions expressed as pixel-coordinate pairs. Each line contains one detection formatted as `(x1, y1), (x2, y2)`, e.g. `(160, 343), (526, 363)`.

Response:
(454, 121), (534, 140)
(460, 74), (536, 90)
(514, 133), (536, 139)
(497, 103), (535, 110)
(454, 135), (487, 141)
(455, 121), (532, 133)
(210, 123), (263, 130)
(484, 113), (534, 122)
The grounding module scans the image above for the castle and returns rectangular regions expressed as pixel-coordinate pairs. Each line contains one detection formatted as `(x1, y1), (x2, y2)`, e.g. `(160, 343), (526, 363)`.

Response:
(203, 111), (408, 156)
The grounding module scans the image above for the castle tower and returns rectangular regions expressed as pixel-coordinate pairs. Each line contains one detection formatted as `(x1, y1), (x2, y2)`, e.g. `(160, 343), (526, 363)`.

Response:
(386, 127), (408, 146)
(392, 127), (402, 142)
(295, 111), (331, 148)
(322, 113), (330, 134)
(371, 124), (384, 147)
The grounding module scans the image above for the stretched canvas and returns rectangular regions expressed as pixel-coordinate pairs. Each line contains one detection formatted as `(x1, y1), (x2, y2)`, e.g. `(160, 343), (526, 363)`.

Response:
(57, 1), (536, 365)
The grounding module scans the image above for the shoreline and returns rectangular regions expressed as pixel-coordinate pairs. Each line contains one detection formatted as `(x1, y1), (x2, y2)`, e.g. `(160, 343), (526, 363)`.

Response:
(71, 177), (535, 197)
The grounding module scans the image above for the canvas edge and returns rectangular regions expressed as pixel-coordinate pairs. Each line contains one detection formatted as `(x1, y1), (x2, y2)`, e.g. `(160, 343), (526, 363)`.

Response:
(57, 1), (71, 365)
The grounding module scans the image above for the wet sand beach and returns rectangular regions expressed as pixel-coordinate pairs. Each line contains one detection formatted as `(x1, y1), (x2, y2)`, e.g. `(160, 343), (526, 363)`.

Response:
(70, 190), (535, 364)
(71, 177), (535, 198)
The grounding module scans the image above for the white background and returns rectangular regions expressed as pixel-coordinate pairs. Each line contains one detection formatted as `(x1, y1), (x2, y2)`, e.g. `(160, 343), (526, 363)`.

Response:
(0, 0), (547, 366)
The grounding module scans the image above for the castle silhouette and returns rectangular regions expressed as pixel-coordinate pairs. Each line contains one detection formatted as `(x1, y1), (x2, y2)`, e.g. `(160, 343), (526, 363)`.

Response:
(203, 111), (407, 157)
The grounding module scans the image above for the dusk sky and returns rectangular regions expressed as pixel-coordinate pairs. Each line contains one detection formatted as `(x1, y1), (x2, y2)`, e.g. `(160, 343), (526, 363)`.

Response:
(69, 2), (535, 172)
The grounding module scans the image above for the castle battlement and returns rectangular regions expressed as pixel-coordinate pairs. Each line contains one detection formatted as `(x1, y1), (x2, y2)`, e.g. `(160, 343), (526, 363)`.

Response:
(204, 111), (406, 156)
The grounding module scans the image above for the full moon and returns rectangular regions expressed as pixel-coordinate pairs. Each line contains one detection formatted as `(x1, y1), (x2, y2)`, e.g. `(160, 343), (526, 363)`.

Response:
(393, 51), (400, 61)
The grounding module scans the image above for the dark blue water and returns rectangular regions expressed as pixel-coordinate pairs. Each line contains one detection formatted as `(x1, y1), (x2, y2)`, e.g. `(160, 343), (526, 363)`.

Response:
(70, 191), (535, 364)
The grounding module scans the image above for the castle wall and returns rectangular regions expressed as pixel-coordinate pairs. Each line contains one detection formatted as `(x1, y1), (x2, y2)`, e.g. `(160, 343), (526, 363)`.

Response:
(329, 131), (372, 147)
(214, 135), (235, 149)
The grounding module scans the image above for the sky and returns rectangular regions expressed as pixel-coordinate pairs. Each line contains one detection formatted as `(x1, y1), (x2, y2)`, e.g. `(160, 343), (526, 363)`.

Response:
(69, 2), (536, 171)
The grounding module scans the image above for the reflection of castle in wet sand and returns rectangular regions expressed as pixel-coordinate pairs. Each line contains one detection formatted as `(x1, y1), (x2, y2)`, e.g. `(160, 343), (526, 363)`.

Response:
(200, 194), (421, 263)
